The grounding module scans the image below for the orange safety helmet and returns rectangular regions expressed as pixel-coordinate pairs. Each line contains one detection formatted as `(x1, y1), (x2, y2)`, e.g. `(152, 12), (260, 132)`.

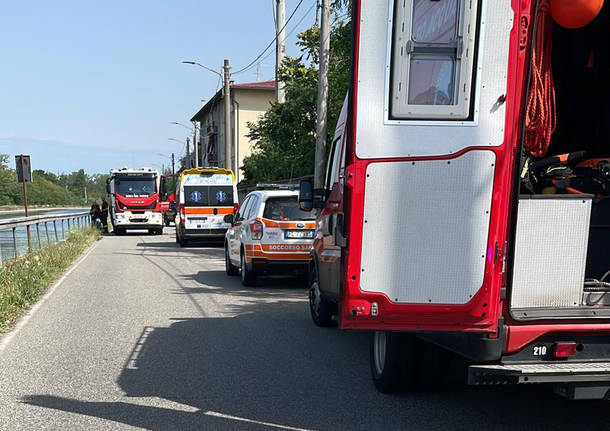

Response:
(550, 0), (604, 29)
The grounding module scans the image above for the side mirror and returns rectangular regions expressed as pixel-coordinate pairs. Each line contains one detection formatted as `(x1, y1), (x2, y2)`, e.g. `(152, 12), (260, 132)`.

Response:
(223, 214), (234, 225)
(299, 180), (314, 211)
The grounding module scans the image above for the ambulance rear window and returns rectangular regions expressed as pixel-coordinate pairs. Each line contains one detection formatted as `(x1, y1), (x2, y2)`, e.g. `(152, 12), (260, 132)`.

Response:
(263, 197), (317, 221)
(184, 185), (234, 207)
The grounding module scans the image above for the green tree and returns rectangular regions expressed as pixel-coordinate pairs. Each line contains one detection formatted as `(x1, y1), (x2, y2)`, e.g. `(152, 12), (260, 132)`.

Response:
(0, 154), (108, 207)
(242, 8), (351, 184)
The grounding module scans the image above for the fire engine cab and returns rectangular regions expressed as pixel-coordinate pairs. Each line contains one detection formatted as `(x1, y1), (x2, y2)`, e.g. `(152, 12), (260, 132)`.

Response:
(300, 0), (610, 399)
(107, 167), (163, 235)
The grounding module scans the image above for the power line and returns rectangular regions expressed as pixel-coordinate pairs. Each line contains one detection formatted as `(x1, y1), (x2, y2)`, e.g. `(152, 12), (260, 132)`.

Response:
(234, 2), (317, 77)
(233, 0), (309, 75)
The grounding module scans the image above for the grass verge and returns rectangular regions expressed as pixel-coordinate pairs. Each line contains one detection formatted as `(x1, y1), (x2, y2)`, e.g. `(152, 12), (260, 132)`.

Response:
(0, 226), (101, 333)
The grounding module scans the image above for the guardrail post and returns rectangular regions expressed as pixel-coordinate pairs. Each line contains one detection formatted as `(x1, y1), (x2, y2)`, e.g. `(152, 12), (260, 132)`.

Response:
(36, 223), (41, 249)
(12, 227), (17, 259)
(67, 218), (71, 232)
(53, 220), (58, 241)
(26, 225), (31, 252)
(45, 221), (50, 244)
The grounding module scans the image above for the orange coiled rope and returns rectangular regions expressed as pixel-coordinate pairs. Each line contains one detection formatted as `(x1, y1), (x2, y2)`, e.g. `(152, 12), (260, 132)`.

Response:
(524, 0), (557, 158)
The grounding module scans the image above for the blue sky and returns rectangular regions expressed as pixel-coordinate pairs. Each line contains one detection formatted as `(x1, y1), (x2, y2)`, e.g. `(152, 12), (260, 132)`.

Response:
(0, 0), (318, 174)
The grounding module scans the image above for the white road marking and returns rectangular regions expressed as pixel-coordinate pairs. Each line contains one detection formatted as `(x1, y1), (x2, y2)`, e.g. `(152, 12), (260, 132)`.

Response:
(0, 240), (101, 354)
(205, 411), (317, 431)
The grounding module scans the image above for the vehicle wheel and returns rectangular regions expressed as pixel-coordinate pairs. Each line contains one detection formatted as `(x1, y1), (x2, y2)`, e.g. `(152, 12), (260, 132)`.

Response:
(225, 244), (239, 276)
(240, 251), (257, 286)
(156, 227), (164, 235)
(309, 267), (336, 327)
(370, 331), (418, 394)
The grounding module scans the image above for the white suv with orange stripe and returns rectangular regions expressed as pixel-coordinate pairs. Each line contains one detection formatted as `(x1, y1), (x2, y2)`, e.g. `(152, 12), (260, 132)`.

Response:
(224, 186), (316, 286)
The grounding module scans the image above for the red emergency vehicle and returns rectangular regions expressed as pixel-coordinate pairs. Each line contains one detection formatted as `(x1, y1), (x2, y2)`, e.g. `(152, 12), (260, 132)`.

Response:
(107, 167), (164, 235)
(300, 0), (610, 399)
(160, 173), (178, 226)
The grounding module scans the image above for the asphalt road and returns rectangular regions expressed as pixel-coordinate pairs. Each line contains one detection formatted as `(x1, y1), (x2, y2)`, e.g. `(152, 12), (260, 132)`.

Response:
(1, 229), (610, 430)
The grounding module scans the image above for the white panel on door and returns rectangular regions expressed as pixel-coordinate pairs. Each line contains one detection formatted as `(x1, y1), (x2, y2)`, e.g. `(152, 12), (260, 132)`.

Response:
(360, 151), (496, 304)
(511, 197), (592, 310)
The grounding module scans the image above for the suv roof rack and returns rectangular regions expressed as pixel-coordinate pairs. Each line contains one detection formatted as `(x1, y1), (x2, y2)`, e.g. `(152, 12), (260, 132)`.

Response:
(255, 183), (299, 191)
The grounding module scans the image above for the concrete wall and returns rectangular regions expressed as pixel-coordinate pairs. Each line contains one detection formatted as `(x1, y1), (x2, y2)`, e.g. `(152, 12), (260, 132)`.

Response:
(233, 88), (275, 183)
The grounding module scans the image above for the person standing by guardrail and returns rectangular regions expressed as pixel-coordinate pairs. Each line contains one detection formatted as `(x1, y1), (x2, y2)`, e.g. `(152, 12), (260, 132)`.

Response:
(101, 197), (109, 233)
(90, 201), (101, 226)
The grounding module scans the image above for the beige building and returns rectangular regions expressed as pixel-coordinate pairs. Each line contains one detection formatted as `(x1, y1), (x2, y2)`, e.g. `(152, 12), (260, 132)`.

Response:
(190, 80), (275, 183)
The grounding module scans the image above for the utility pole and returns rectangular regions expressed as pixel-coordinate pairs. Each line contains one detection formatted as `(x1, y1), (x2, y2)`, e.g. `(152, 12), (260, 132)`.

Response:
(192, 121), (199, 168)
(275, 0), (286, 103)
(186, 137), (191, 168)
(171, 153), (175, 176)
(314, 0), (330, 189)
(223, 59), (233, 174)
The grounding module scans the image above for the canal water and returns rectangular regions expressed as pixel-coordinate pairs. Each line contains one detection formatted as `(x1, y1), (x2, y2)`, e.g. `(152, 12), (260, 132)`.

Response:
(0, 209), (88, 262)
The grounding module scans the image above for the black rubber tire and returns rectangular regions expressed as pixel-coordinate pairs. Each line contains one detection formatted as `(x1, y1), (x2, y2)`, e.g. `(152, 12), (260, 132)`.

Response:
(225, 244), (239, 276)
(308, 266), (336, 327)
(240, 250), (257, 286)
(370, 331), (418, 394)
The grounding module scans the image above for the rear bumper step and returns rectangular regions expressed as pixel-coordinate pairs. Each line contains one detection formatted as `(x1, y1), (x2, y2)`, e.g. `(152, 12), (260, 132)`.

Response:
(469, 362), (610, 385)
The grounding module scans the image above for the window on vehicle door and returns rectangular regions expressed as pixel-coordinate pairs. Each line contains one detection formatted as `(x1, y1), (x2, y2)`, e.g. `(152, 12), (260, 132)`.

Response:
(325, 137), (342, 190)
(236, 196), (251, 221)
(245, 196), (260, 220)
(391, 0), (479, 120)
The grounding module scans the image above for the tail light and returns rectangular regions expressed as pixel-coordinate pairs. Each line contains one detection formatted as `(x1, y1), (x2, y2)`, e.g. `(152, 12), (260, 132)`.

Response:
(179, 204), (185, 223)
(250, 220), (263, 240)
(554, 342), (577, 358)
(233, 203), (239, 214)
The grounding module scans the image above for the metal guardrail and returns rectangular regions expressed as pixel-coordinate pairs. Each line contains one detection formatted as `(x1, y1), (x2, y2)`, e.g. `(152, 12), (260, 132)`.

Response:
(0, 211), (91, 262)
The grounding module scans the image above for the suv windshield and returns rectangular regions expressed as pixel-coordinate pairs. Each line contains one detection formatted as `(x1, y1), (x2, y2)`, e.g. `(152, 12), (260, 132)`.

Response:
(263, 197), (316, 221)
(116, 177), (156, 197)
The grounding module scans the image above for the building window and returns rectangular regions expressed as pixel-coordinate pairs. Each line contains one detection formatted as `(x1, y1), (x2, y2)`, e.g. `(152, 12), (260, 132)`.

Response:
(391, 0), (479, 120)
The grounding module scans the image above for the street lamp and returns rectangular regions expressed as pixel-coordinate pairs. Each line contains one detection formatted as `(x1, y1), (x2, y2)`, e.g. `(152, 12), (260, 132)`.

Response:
(171, 121), (200, 168)
(170, 121), (194, 131)
(157, 153), (176, 175)
(181, 61), (222, 78)
(168, 137), (191, 169)
(182, 59), (233, 176)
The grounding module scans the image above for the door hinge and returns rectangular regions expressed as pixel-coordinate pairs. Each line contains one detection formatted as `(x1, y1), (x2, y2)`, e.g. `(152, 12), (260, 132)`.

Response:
(519, 14), (530, 50)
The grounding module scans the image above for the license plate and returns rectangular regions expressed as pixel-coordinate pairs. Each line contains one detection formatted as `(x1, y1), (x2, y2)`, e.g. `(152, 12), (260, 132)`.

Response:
(284, 230), (314, 239)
